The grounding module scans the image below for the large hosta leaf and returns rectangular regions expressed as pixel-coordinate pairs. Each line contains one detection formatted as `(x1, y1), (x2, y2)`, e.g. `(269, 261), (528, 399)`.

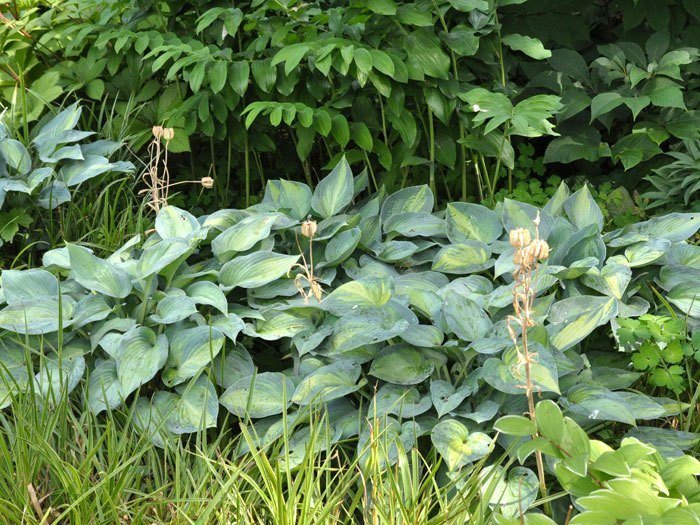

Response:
(220, 252), (300, 290)
(115, 326), (168, 397)
(0, 343), (29, 409)
(0, 297), (73, 334)
(369, 384), (433, 418)
(167, 376), (219, 434)
(445, 203), (502, 244)
(162, 326), (225, 387)
(35, 348), (85, 401)
(220, 372), (294, 418)
(155, 206), (201, 240)
(321, 277), (393, 315)
(292, 361), (362, 405)
(263, 179), (312, 221)
(432, 241), (492, 274)
(88, 358), (123, 414)
(212, 213), (278, 259)
(1, 269), (58, 303)
(431, 419), (491, 470)
(380, 185), (434, 223)
(548, 296), (618, 351)
(68, 244), (132, 298)
(443, 291), (492, 341)
(311, 155), (353, 218)
(369, 345), (434, 385)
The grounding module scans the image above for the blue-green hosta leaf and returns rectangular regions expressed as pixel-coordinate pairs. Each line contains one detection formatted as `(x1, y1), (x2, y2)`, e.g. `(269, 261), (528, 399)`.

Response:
(0, 343), (29, 409)
(133, 395), (175, 448)
(321, 277), (393, 315)
(446, 203), (502, 244)
(210, 344), (255, 389)
(666, 282), (700, 318)
(480, 466), (539, 518)
(369, 344), (434, 385)
(453, 400), (500, 424)
(72, 294), (112, 328)
(186, 281), (228, 314)
(292, 361), (362, 405)
(1, 269), (58, 303)
(294, 325), (333, 356)
(244, 309), (315, 341)
(430, 380), (472, 418)
(212, 213), (278, 259)
(155, 206), (201, 240)
(624, 239), (672, 267)
(548, 257), (599, 280)
(373, 240), (419, 262)
(581, 263), (632, 299)
(400, 324), (444, 347)
(325, 311), (409, 356)
(38, 181), (71, 209)
(565, 185), (604, 232)
(625, 427), (699, 458)
(432, 241), (492, 274)
(263, 179), (312, 221)
(0, 139), (31, 174)
(380, 184), (434, 223)
(543, 182), (571, 217)
(560, 384), (636, 425)
(162, 326), (225, 387)
(549, 223), (606, 268)
(606, 213), (700, 246)
(500, 199), (553, 240)
(220, 252), (300, 290)
(32, 103), (83, 158)
(369, 383), (432, 418)
(0, 297), (73, 335)
(88, 358), (123, 414)
(167, 376), (219, 434)
(150, 291), (197, 324)
(322, 227), (361, 267)
(548, 296), (618, 350)
(116, 326), (168, 397)
(136, 238), (192, 279)
(67, 244), (132, 298)
(35, 349), (85, 401)
(394, 271), (447, 318)
(482, 344), (560, 395)
(383, 212), (445, 238)
(661, 243), (700, 268)
(58, 155), (132, 187)
(443, 290), (493, 342)
(220, 372), (294, 418)
(311, 156), (353, 218)
(431, 419), (491, 471)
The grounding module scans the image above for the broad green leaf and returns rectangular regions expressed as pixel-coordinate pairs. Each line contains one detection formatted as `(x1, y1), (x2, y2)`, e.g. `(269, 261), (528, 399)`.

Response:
(502, 34), (551, 59)
(369, 345), (434, 385)
(400, 324), (444, 347)
(263, 179), (312, 220)
(219, 252), (300, 290)
(88, 358), (123, 414)
(167, 376), (219, 434)
(35, 349), (85, 400)
(67, 244), (132, 298)
(581, 263), (631, 299)
(220, 372), (294, 418)
(565, 185), (604, 231)
(482, 344), (560, 395)
(245, 309), (315, 341)
(446, 203), (502, 244)
(211, 344), (254, 389)
(155, 206), (201, 240)
(150, 291), (197, 324)
(1, 269), (58, 303)
(137, 238), (192, 279)
(590, 92), (625, 121)
(404, 29), (450, 79)
(443, 291), (493, 341)
(369, 384), (432, 418)
(186, 281), (228, 314)
(380, 185), (434, 223)
(162, 326), (225, 387)
(432, 241), (492, 274)
(0, 298), (73, 335)
(116, 327), (168, 397)
(431, 419), (491, 470)
(292, 361), (362, 405)
(625, 239), (671, 267)
(326, 311), (409, 355)
(321, 277), (393, 315)
(212, 213), (278, 259)
(561, 384), (636, 425)
(0, 139), (31, 174)
(383, 212), (444, 237)
(323, 227), (360, 267)
(548, 296), (617, 351)
(311, 156), (353, 218)
(493, 415), (537, 437)
(430, 380), (472, 418)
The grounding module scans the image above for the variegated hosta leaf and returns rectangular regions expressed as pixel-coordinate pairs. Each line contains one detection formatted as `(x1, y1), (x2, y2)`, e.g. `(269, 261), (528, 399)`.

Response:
(369, 384), (432, 419)
(162, 326), (225, 387)
(219, 251), (300, 290)
(320, 276), (393, 315)
(369, 344), (434, 385)
(432, 241), (493, 274)
(380, 184), (434, 223)
(547, 296), (618, 351)
(445, 202), (502, 244)
(292, 361), (362, 406)
(263, 179), (312, 221)
(115, 326), (168, 397)
(431, 419), (491, 471)
(220, 372), (294, 418)
(212, 212), (278, 259)
(67, 243), (132, 298)
(311, 155), (353, 218)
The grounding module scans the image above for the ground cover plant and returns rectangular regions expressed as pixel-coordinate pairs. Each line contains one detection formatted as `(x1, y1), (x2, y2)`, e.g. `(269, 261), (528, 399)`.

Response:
(0, 157), (699, 521)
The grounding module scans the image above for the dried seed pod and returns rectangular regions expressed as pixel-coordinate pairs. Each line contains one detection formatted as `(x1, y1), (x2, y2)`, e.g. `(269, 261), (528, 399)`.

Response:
(152, 125), (164, 139)
(301, 219), (318, 238)
(201, 176), (214, 189)
(530, 239), (550, 260)
(509, 227), (531, 248)
(513, 249), (523, 266)
(162, 127), (175, 141)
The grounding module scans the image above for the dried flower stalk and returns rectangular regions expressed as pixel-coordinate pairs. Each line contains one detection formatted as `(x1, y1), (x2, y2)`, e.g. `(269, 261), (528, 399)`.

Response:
(290, 219), (323, 303)
(140, 126), (213, 211)
(507, 213), (550, 511)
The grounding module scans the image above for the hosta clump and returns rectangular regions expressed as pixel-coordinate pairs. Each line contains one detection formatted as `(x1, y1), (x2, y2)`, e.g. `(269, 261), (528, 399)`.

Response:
(0, 104), (134, 244)
(0, 156), (699, 470)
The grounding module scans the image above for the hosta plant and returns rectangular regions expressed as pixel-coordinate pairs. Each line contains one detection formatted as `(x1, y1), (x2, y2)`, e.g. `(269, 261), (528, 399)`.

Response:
(0, 103), (134, 245)
(0, 157), (699, 471)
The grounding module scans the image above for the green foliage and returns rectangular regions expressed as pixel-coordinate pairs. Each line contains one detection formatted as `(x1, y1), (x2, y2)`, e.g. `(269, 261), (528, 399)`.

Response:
(0, 158), (699, 478)
(9, 0), (697, 206)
